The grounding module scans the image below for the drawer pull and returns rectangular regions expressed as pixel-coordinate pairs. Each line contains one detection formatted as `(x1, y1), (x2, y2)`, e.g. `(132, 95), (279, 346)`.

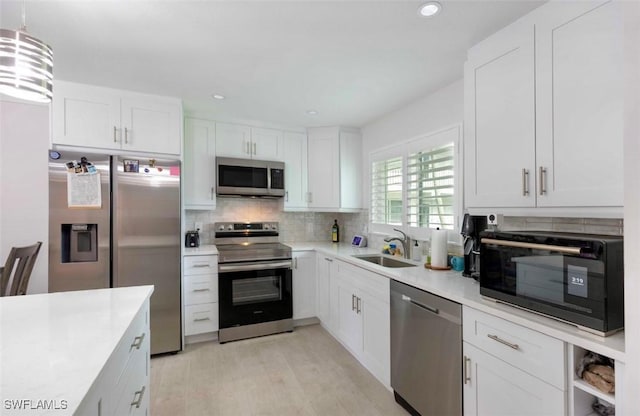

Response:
(192, 288), (210, 292)
(130, 385), (146, 409)
(194, 317), (211, 322)
(463, 356), (471, 384)
(487, 334), (520, 350)
(130, 333), (145, 350)
(192, 264), (211, 268)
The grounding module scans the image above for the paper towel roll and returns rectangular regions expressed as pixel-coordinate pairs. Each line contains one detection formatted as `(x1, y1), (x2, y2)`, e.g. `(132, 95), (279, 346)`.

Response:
(430, 228), (448, 268)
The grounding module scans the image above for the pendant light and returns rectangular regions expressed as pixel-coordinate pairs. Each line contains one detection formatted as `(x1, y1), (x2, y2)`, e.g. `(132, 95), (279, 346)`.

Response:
(0, 1), (53, 103)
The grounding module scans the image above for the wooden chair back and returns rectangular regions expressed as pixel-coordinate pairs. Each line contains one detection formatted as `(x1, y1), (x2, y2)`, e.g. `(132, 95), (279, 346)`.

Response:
(0, 242), (43, 296)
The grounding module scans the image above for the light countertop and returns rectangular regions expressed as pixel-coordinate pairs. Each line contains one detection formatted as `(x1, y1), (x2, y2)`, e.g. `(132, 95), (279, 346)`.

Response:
(0, 285), (154, 415)
(287, 241), (625, 361)
(184, 244), (218, 256)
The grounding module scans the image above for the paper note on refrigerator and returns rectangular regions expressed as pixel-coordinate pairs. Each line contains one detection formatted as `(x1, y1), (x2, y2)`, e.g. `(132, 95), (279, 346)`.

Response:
(67, 172), (102, 208)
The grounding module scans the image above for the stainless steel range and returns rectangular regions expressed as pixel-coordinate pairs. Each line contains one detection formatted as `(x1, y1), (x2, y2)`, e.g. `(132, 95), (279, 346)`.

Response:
(215, 222), (293, 343)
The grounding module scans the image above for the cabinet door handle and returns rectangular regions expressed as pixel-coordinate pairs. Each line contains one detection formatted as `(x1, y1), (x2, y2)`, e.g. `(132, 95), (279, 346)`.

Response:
(194, 317), (211, 322)
(244, 141), (250, 155)
(252, 142), (257, 155)
(352, 294), (356, 311)
(130, 333), (145, 350)
(539, 166), (547, 195)
(192, 264), (210, 268)
(487, 334), (520, 350)
(464, 356), (471, 384)
(285, 191), (289, 202)
(211, 187), (214, 200)
(308, 192), (312, 203)
(522, 168), (529, 196)
(124, 127), (129, 144)
(130, 385), (146, 408)
(324, 257), (333, 262)
(192, 288), (210, 292)
(294, 258), (298, 269)
(113, 126), (117, 143)
(357, 297), (361, 314)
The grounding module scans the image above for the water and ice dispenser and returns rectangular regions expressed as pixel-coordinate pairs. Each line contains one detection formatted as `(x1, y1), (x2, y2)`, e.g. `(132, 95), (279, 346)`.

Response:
(61, 224), (98, 263)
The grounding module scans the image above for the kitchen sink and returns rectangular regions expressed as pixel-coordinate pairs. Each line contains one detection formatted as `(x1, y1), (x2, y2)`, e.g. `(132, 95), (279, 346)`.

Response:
(352, 255), (417, 268)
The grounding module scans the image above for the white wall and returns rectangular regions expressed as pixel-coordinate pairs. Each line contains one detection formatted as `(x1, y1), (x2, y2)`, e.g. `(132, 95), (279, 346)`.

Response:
(362, 79), (463, 156)
(623, 0), (640, 412)
(0, 100), (50, 294)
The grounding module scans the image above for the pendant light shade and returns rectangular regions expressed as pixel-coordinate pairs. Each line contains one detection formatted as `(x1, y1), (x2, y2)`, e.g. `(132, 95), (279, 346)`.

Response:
(0, 28), (53, 103)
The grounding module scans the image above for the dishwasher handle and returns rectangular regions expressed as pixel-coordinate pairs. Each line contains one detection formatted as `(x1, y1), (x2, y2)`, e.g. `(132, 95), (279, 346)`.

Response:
(402, 294), (439, 315)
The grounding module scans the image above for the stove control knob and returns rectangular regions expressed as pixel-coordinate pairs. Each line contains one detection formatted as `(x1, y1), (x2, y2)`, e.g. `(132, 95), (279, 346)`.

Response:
(227, 225), (233, 230)
(270, 223), (277, 230)
(218, 225), (225, 231)
(264, 224), (270, 230)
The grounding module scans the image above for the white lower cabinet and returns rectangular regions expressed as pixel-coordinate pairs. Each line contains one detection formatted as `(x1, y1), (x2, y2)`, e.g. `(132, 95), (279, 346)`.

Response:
(292, 250), (316, 320)
(462, 306), (566, 416)
(316, 253), (336, 331)
(463, 342), (565, 416)
(183, 255), (219, 336)
(75, 299), (150, 416)
(332, 260), (390, 386)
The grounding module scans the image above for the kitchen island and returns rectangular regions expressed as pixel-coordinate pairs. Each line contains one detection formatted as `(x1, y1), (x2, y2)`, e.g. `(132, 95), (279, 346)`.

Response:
(0, 285), (153, 415)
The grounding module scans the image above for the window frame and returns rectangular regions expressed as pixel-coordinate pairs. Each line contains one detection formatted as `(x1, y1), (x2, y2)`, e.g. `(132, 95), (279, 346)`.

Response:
(368, 124), (463, 243)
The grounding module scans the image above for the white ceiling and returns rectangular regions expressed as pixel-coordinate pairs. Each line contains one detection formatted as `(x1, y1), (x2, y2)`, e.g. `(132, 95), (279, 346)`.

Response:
(0, 0), (545, 128)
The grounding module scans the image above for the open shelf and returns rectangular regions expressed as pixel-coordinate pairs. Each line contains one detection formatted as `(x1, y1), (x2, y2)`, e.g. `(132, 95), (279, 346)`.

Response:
(573, 377), (615, 405)
(571, 345), (617, 416)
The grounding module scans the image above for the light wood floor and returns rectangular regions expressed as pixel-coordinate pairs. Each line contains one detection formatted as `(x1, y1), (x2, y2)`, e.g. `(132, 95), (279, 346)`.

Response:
(150, 324), (408, 416)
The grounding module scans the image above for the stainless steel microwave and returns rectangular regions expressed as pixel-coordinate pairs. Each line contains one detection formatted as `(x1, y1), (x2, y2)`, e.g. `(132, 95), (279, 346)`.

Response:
(479, 231), (624, 336)
(216, 157), (285, 198)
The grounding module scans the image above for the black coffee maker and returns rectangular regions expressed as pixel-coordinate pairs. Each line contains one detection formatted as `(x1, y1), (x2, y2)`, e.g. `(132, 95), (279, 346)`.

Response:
(460, 214), (488, 279)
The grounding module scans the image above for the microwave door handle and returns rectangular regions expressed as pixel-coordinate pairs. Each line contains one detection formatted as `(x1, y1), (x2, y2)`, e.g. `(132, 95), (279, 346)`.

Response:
(267, 167), (272, 190)
(481, 238), (582, 256)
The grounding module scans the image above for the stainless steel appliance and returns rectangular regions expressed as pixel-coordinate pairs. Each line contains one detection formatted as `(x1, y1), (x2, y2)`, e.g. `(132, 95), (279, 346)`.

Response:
(215, 222), (292, 343)
(391, 280), (462, 416)
(216, 157), (285, 197)
(49, 150), (181, 355)
(480, 230), (624, 335)
(460, 213), (488, 279)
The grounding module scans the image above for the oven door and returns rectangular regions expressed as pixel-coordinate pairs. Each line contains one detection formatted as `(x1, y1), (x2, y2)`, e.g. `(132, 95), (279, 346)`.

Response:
(218, 261), (293, 328)
(480, 237), (606, 329)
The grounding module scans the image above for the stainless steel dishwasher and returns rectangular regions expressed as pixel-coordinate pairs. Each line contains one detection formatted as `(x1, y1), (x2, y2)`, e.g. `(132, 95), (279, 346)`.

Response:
(391, 280), (462, 416)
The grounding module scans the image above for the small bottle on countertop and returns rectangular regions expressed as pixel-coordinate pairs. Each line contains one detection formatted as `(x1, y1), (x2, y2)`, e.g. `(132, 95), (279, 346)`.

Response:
(331, 219), (340, 243)
(412, 240), (422, 261)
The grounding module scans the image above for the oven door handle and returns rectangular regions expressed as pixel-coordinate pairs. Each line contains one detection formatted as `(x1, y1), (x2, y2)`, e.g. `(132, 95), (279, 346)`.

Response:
(219, 260), (292, 273)
(481, 238), (582, 255)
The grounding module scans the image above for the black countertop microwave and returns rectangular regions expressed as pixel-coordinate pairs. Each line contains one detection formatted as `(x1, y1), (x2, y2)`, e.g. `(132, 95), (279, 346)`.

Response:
(216, 157), (285, 198)
(479, 230), (624, 336)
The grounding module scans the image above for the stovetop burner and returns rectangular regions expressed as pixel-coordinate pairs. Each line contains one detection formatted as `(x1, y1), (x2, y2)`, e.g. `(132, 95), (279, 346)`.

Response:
(214, 222), (291, 263)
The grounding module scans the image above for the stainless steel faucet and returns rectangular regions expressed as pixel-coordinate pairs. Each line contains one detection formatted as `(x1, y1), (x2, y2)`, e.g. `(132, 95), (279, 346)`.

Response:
(384, 229), (411, 259)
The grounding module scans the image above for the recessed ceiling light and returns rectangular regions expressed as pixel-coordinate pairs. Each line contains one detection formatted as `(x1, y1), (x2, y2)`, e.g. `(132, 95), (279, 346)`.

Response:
(212, 94), (225, 100)
(418, 2), (441, 17)
(306, 110), (318, 116)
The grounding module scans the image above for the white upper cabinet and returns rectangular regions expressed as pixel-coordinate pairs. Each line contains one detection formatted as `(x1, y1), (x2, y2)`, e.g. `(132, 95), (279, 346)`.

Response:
(464, 0), (623, 212)
(534, 0), (623, 207)
(464, 21), (536, 208)
(52, 80), (182, 155)
(307, 127), (362, 211)
(183, 118), (216, 210)
(215, 123), (284, 161)
(282, 131), (308, 210)
(215, 122), (251, 158)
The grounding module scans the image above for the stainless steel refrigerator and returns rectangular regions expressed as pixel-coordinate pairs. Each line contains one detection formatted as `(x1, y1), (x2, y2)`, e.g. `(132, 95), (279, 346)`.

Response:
(48, 150), (181, 355)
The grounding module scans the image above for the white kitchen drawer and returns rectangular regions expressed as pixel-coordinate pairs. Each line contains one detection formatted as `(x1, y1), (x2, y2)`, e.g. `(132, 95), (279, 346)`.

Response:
(185, 303), (218, 335)
(184, 255), (218, 275)
(184, 275), (217, 306)
(463, 306), (566, 390)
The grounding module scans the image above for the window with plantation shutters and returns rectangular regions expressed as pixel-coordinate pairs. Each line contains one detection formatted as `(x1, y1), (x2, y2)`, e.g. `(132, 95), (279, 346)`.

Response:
(371, 157), (403, 225)
(407, 143), (455, 230)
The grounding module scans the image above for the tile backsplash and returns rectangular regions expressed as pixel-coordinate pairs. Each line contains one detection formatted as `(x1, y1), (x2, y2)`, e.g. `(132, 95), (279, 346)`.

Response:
(501, 216), (623, 236)
(186, 198), (368, 244)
